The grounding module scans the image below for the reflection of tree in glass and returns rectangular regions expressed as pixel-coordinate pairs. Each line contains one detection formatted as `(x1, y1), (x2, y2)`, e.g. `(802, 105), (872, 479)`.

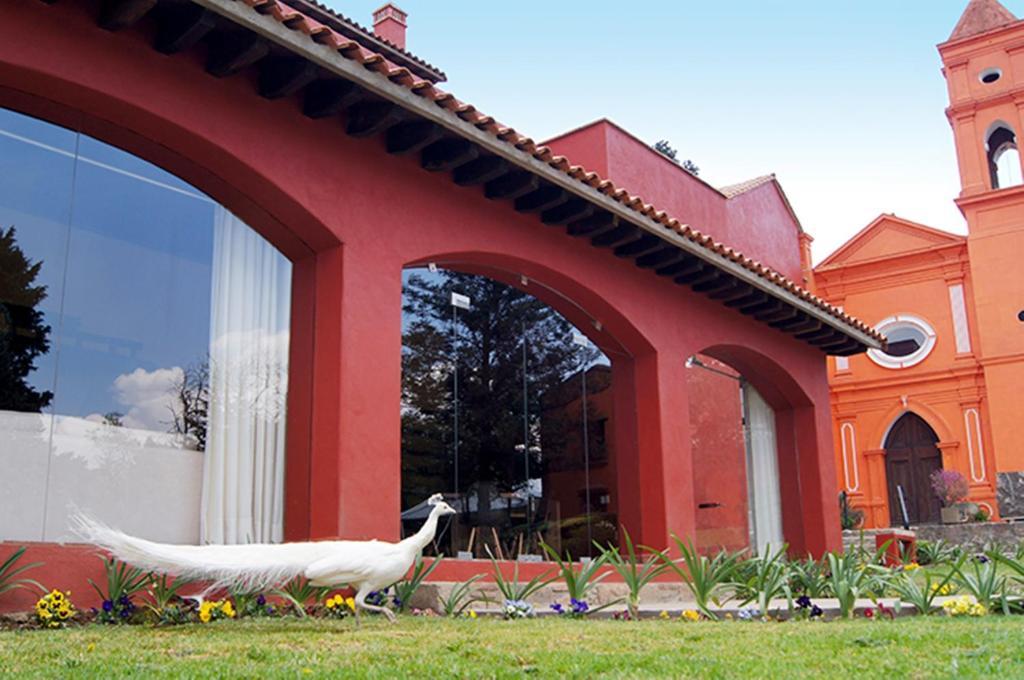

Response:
(169, 359), (209, 451)
(0, 226), (53, 413)
(401, 272), (578, 512)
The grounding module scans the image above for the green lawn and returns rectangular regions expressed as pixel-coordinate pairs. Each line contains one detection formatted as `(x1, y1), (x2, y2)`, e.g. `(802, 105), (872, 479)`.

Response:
(1, 617), (1023, 678)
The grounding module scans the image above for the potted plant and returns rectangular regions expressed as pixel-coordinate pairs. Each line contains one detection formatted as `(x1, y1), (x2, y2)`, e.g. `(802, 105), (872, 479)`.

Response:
(931, 469), (969, 524)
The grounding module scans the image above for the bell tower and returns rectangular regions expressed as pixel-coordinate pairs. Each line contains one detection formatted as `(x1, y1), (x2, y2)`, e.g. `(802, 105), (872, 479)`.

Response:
(939, 0), (1024, 498)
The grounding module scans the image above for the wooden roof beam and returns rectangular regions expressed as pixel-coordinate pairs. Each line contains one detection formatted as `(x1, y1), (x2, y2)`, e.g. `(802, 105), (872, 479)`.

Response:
(98, 0), (157, 31)
(636, 248), (685, 269)
(615, 235), (663, 258)
(567, 213), (618, 238)
(592, 224), (641, 249)
(542, 200), (594, 225)
(155, 5), (217, 54)
(454, 156), (509, 186)
(346, 101), (403, 138)
(303, 79), (362, 119)
(260, 57), (320, 99)
(207, 32), (270, 77)
(515, 186), (568, 213)
(422, 139), (480, 172)
(485, 172), (539, 200)
(386, 120), (443, 155)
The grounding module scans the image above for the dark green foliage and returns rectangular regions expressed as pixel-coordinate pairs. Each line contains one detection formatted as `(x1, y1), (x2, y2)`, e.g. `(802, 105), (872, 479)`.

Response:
(0, 226), (52, 412)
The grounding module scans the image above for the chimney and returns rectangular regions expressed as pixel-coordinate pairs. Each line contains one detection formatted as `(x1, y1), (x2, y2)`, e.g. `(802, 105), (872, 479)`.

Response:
(373, 3), (408, 50)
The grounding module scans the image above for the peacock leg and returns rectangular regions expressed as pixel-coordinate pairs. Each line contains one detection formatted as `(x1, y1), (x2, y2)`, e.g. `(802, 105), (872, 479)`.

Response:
(355, 587), (397, 624)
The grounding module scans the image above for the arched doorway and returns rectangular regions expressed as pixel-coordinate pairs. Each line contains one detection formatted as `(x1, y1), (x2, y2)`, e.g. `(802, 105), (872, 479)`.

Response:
(885, 413), (942, 525)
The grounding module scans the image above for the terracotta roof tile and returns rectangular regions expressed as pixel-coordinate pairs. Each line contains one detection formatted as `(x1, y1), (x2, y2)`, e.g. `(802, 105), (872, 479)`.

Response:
(224, 0), (880, 344)
(718, 174), (776, 198)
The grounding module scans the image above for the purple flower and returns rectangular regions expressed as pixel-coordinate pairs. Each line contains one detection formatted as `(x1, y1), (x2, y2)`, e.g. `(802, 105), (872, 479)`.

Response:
(102, 600), (114, 613)
(796, 595), (812, 609)
(810, 605), (823, 618)
(257, 594), (266, 606)
(570, 598), (589, 614)
(550, 603), (564, 614)
(393, 597), (402, 608)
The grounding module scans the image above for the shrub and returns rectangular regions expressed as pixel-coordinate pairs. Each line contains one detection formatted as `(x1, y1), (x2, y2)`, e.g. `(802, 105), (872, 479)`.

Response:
(274, 578), (329, 618)
(931, 469), (969, 507)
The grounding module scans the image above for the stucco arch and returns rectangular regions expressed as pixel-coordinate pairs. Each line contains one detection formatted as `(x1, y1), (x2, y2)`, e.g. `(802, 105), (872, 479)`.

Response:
(404, 250), (656, 358)
(875, 401), (954, 450)
(0, 15), (341, 261)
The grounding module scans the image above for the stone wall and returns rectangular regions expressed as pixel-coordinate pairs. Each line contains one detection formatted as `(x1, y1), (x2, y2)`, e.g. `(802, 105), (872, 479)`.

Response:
(842, 522), (1024, 555)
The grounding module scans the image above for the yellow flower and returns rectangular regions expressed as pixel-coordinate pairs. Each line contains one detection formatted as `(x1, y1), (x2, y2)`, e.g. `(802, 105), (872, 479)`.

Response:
(903, 562), (920, 571)
(86, 643), (95, 653)
(659, 610), (670, 620)
(199, 609), (211, 623)
(681, 610), (700, 622)
(325, 599), (336, 609)
(221, 601), (236, 618)
(345, 597), (356, 612)
(467, 610), (477, 619)
(725, 613), (733, 620)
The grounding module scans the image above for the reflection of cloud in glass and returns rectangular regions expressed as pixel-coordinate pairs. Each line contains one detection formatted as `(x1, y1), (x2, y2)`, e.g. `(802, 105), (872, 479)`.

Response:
(92, 366), (184, 432)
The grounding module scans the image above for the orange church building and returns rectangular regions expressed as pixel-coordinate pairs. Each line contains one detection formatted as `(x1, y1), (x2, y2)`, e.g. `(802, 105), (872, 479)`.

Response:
(813, 0), (1024, 528)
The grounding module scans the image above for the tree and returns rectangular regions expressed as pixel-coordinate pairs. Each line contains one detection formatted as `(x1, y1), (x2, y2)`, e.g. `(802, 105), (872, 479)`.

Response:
(169, 359), (209, 451)
(652, 139), (700, 176)
(400, 272), (581, 514)
(653, 139), (678, 161)
(0, 226), (53, 413)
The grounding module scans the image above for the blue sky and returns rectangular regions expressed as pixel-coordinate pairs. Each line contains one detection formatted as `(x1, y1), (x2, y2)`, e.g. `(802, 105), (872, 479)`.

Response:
(327, 1), (1004, 262)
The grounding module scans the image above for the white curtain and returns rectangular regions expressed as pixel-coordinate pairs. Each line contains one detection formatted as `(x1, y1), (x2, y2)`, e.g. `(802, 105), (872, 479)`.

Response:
(201, 208), (291, 544)
(742, 383), (783, 554)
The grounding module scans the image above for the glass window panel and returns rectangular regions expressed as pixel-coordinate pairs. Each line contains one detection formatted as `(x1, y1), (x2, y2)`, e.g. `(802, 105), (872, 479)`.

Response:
(0, 106), (291, 546)
(0, 109), (74, 542)
(401, 268), (614, 561)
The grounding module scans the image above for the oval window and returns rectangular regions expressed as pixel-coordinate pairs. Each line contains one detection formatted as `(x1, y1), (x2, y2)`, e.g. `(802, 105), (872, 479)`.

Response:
(980, 68), (1002, 84)
(867, 315), (936, 369)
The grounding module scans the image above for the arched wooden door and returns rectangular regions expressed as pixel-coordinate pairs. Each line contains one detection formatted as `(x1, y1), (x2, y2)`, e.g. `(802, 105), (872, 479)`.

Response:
(885, 413), (943, 526)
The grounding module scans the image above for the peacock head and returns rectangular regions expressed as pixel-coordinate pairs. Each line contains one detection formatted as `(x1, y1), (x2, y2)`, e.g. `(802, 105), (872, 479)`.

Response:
(427, 493), (457, 516)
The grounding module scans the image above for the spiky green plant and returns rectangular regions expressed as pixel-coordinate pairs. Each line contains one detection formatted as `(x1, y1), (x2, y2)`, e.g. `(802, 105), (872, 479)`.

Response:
(392, 555), (443, 613)
(540, 542), (621, 615)
(888, 564), (958, 615)
(788, 554), (832, 598)
(485, 547), (555, 603)
(663, 537), (741, 620)
(824, 546), (890, 619)
(0, 546), (44, 598)
(952, 553), (1008, 612)
(274, 578), (328, 618)
(734, 545), (792, 616)
(597, 529), (667, 619)
(438, 575), (490, 617)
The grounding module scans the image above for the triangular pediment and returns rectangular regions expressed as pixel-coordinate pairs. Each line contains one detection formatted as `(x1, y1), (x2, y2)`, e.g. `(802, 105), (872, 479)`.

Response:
(817, 215), (965, 268)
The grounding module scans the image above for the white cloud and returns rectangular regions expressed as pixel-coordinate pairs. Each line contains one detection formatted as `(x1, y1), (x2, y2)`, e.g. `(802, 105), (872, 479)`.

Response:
(112, 366), (184, 432)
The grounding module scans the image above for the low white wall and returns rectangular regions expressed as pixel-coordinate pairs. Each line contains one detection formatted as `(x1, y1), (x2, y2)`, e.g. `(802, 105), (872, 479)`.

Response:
(0, 410), (202, 544)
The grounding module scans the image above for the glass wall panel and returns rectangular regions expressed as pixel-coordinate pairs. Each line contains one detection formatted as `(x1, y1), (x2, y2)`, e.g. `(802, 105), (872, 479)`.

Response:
(401, 268), (614, 560)
(0, 109), (75, 541)
(0, 107), (291, 545)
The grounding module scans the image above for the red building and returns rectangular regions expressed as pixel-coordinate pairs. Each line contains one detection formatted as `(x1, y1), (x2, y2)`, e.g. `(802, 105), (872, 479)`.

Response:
(0, 0), (878, 610)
